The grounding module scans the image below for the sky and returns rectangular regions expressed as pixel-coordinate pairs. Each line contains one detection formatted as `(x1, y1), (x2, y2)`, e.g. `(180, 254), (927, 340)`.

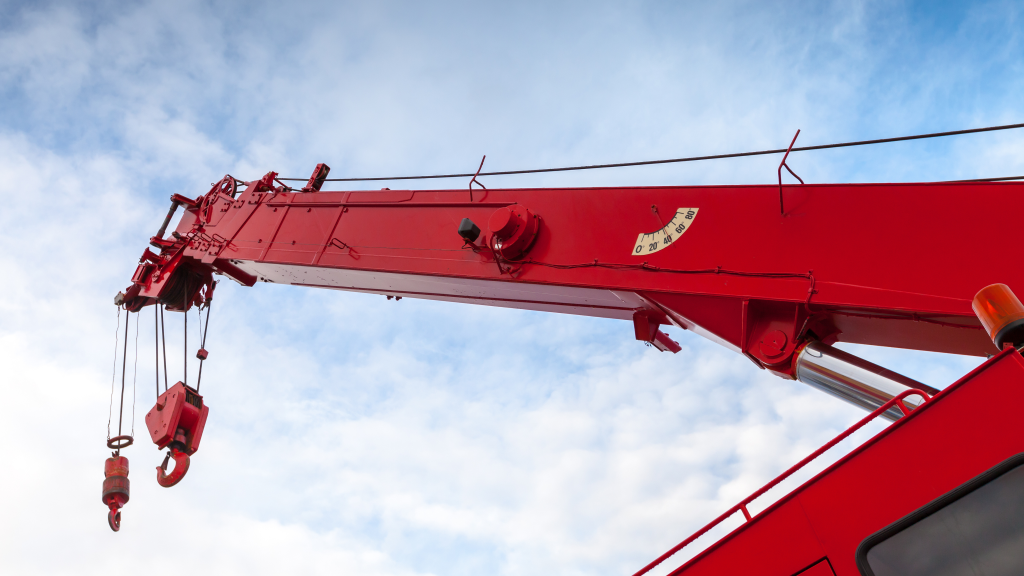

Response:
(0, 1), (1021, 574)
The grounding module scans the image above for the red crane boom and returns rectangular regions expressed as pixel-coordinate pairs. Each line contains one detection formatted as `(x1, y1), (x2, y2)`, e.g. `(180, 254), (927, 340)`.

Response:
(126, 170), (1017, 363)
(113, 167), (1024, 575)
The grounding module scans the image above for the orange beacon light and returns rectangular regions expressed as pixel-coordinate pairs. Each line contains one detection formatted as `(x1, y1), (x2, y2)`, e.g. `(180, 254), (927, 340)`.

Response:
(972, 284), (1024, 350)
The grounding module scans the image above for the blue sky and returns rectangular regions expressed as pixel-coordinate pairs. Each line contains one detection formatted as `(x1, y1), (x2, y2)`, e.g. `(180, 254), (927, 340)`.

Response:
(0, 1), (1021, 575)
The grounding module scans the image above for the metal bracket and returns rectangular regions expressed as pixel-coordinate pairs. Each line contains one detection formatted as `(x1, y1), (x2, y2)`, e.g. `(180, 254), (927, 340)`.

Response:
(469, 155), (486, 201)
(778, 130), (805, 215)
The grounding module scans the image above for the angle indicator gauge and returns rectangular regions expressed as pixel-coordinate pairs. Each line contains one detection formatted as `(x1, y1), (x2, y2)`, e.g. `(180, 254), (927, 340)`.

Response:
(632, 208), (699, 256)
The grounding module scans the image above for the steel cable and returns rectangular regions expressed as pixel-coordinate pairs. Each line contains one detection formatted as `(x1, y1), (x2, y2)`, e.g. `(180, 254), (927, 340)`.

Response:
(276, 122), (1024, 183)
(107, 307), (122, 441)
(196, 301), (212, 392)
(160, 304), (169, 393)
(155, 305), (160, 400)
(131, 312), (139, 436)
(117, 311), (129, 441)
(184, 293), (187, 387)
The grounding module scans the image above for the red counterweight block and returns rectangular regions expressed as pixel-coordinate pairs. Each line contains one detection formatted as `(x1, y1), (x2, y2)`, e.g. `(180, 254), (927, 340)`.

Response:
(145, 382), (209, 455)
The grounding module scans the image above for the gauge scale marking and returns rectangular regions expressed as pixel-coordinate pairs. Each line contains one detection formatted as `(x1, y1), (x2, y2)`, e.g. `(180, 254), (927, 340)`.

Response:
(632, 208), (698, 256)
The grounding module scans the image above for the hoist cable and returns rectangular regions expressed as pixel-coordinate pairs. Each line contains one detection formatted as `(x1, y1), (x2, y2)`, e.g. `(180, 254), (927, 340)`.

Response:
(184, 293), (188, 386)
(160, 304), (169, 393)
(275, 122), (1024, 183)
(193, 305), (201, 387)
(131, 312), (139, 436)
(107, 307), (122, 440)
(946, 175), (1024, 183)
(155, 304), (160, 400)
(196, 301), (212, 392)
(117, 311), (130, 442)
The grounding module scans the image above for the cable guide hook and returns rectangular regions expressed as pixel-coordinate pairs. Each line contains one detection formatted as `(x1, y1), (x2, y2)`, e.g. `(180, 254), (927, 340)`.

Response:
(778, 129), (805, 216)
(469, 155), (487, 201)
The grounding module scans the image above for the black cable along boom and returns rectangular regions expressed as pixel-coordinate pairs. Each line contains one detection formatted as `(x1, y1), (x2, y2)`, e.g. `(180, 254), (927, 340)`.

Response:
(276, 122), (1024, 183)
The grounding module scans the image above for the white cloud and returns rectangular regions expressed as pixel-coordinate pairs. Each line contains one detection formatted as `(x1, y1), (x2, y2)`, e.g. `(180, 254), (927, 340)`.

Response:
(0, 1), (1017, 574)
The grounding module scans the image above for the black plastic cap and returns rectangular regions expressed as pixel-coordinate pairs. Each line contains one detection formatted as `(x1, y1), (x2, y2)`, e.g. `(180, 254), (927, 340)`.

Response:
(458, 218), (481, 243)
(994, 318), (1024, 349)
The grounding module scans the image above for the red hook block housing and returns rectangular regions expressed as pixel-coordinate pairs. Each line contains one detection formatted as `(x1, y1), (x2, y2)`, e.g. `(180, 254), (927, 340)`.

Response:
(145, 382), (209, 487)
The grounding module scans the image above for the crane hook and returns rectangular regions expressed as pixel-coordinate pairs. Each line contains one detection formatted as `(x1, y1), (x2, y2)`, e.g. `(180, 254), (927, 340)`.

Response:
(156, 440), (191, 487)
(147, 385), (209, 488)
(108, 506), (122, 531)
(101, 451), (131, 532)
(156, 447), (190, 487)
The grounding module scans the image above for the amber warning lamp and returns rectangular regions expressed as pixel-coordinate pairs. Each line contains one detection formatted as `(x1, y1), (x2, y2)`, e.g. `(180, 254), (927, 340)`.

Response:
(972, 283), (1024, 350)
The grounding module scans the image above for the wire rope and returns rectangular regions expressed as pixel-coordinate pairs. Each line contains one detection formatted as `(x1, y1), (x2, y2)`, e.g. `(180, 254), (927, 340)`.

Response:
(131, 311), (139, 436)
(193, 304), (201, 388)
(196, 300), (212, 392)
(160, 304), (169, 393)
(945, 175), (1024, 183)
(155, 304), (160, 400)
(107, 307), (122, 440)
(184, 293), (188, 386)
(117, 311), (130, 442)
(275, 122), (1024, 183)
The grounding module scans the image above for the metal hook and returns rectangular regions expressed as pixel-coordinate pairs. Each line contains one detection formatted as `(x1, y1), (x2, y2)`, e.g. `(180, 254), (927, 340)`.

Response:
(156, 447), (191, 488)
(102, 454), (130, 532)
(108, 506), (122, 532)
(469, 155), (487, 201)
(778, 130), (805, 216)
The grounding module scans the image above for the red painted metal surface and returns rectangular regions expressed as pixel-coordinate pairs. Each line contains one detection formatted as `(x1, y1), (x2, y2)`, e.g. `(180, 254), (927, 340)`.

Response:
(101, 455), (130, 532)
(117, 167), (1024, 564)
(156, 448), (191, 488)
(645, 348), (1024, 575)
(633, 388), (931, 576)
(123, 172), (1024, 371)
(145, 382), (209, 454)
(145, 382), (209, 487)
(800, 560), (838, 576)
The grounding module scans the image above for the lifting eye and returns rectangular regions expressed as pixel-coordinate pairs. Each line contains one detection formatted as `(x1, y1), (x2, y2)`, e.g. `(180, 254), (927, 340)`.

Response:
(458, 218), (481, 243)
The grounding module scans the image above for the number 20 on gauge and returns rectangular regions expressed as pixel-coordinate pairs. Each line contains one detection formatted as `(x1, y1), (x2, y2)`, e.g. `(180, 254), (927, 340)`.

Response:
(632, 208), (698, 256)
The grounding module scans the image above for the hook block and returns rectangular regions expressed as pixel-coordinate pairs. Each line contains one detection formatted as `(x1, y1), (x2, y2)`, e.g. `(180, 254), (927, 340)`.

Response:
(145, 382), (209, 456)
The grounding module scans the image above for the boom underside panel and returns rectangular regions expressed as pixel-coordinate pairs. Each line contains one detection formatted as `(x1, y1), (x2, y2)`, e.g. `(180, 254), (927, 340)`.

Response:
(235, 260), (646, 320)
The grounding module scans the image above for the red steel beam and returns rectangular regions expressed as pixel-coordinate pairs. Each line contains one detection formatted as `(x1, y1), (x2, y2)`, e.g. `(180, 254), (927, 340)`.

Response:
(123, 171), (1024, 376)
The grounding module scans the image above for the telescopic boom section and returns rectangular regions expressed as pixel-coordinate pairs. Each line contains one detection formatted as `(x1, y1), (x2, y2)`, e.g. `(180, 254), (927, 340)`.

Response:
(122, 168), (1024, 392)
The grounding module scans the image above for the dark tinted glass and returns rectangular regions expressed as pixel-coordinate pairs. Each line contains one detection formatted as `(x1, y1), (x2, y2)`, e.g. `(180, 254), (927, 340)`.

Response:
(864, 464), (1024, 576)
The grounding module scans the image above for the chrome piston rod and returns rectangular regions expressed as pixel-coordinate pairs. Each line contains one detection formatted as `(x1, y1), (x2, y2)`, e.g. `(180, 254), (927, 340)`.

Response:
(794, 341), (940, 421)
